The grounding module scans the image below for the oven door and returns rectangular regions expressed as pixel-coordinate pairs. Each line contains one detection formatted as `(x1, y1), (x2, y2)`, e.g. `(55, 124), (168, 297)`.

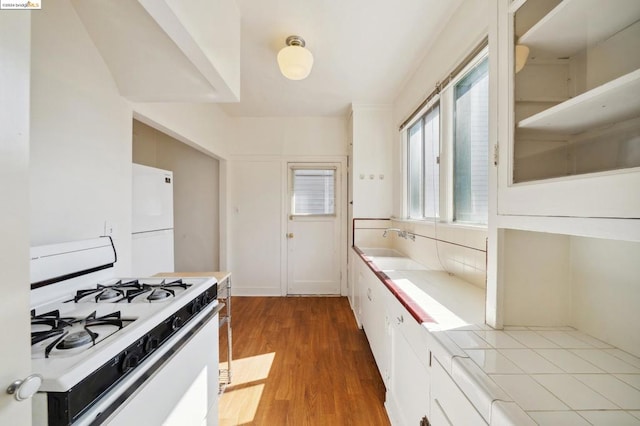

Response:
(79, 305), (221, 426)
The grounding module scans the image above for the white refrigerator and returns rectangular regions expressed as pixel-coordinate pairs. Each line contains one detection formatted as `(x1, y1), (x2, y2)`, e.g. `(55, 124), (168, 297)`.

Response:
(132, 163), (175, 276)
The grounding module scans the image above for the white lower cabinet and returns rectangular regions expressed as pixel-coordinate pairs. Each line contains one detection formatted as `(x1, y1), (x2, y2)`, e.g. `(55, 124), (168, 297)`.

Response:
(360, 261), (391, 385)
(430, 358), (486, 426)
(349, 250), (362, 327)
(384, 290), (431, 425)
(386, 321), (430, 426)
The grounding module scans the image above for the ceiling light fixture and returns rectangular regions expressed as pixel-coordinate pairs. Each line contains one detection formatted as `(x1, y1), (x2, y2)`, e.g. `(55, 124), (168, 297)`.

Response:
(277, 35), (314, 80)
(515, 44), (529, 74)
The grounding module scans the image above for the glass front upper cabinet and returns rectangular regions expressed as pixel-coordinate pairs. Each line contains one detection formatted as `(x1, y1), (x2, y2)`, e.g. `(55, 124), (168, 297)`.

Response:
(512, 0), (640, 183)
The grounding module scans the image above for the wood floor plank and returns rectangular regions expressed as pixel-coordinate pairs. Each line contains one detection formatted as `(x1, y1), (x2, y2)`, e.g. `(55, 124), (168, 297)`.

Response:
(219, 296), (390, 426)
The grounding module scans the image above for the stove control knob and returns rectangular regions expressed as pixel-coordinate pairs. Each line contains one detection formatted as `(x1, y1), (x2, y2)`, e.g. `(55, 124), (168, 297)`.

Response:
(171, 316), (183, 330)
(202, 291), (210, 304)
(190, 298), (202, 314)
(144, 337), (159, 353)
(121, 353), (140, 374)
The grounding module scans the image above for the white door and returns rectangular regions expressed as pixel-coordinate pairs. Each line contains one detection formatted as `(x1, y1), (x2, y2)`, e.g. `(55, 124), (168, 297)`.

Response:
(287, 164), (342, 295)
(0, 11), (33, 424)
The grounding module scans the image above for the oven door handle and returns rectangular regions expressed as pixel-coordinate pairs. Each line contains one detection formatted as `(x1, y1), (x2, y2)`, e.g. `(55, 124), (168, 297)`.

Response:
(211, 302), (225, 319)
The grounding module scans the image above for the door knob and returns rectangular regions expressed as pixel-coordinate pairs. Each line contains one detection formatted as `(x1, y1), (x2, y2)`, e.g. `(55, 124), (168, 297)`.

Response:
(287, 233), (294, 239)
(6, 374), (42, 401)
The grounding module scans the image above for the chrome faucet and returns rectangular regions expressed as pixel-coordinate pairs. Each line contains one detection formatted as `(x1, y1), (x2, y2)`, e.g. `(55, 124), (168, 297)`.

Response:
(383, 228), (406, 238)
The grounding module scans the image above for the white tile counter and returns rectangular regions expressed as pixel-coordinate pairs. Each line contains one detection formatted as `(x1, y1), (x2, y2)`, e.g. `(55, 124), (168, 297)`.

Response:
(356, 247), (640, 425)
(430, 325), (640, 425)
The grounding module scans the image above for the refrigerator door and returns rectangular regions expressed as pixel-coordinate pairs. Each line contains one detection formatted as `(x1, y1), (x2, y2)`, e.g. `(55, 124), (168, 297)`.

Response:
(132, 230), (175, 276)
(132, 164), (174, 233)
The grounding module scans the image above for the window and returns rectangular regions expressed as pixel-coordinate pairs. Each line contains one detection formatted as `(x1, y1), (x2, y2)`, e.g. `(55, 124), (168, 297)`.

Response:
(453, 58), (489, 224)
(291, 168), (335, 215)
(408, 120), (423, 218)
(423, 105), (440, 218)
(407, 104), (440, 219)
(403, 48), (488, 225)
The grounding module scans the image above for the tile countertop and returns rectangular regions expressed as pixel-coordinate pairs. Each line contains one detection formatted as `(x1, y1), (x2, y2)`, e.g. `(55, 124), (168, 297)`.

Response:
(354, 247), (640, 425)
(431, 326), (640, 425)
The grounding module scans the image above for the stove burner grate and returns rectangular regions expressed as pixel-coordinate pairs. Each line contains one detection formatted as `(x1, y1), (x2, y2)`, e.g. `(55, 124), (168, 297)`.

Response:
(124, 279), (191, 303)
(31, 310), (131, 358)
(73, 279), (191, 303)
(73, 280), (143, 303)
(30, 309), (78, 345)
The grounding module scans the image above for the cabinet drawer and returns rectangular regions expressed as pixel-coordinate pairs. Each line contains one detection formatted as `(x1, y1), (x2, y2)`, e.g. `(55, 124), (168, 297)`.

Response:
(431, 358), (487, 426)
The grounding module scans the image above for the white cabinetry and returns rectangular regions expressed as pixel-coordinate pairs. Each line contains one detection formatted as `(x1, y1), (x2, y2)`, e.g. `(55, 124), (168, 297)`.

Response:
(359, 256), (391, 386)
(385, 293), (430, 426)
(348, 249), (362, 327)
(496, 0), (640, 220)
(430, 358), (486, 426)
(488, 0), (640, 352)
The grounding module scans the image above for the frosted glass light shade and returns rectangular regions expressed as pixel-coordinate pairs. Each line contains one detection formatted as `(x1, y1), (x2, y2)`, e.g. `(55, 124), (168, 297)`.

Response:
(277, 45), (314, 80)
(515, 44), (530, 74)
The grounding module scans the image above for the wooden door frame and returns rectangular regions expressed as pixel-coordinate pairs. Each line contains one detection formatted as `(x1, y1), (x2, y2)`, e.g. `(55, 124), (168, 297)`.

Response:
(280, 156), (348, 296)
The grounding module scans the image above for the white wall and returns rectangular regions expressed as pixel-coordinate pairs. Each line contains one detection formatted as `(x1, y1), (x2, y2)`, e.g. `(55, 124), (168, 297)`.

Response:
(228, 159), (283, 295)
(227, 117), (348, 295)
(30, 0), (133, 275)
(0, 11), (33, 425)
(229, 117), (347, 157)
(502, 230), (571, 326)
(351, 105), (394, 218)
(571, 237), (640, 357)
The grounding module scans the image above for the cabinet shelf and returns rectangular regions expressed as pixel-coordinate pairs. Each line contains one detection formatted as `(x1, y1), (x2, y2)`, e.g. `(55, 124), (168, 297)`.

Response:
(517, 69), (640, 133)
(519, 0), (640, 58)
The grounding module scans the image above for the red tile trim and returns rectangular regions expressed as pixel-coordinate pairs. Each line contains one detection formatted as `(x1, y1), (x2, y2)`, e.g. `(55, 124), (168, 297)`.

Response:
(353, 246), (436, 324)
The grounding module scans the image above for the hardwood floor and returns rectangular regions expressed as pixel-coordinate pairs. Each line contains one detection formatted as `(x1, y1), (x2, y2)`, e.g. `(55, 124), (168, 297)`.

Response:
(218, 296), (390, 426)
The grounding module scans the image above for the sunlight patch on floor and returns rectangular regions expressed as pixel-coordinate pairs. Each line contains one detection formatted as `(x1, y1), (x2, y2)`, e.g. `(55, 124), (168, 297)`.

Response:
(219, 383), (265, 426)
(221, 352), (275, 387)
(219, 352), (276, 425)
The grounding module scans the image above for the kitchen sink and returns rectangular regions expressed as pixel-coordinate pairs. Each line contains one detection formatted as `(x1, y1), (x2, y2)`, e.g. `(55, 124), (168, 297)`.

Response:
(369, 257), (427, 271)
(360, 247), (404, 257)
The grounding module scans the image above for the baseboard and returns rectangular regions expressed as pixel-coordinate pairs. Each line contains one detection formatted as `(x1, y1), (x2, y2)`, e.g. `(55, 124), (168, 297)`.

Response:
(230, 287), (283, 296)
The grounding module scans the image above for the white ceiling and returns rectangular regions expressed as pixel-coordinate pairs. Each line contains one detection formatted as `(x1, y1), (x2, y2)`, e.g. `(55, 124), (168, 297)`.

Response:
(220, 0), (463, 117)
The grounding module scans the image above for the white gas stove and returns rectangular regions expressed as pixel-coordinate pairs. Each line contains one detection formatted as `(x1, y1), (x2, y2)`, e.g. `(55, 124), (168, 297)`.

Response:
(29, 237), (220, 426)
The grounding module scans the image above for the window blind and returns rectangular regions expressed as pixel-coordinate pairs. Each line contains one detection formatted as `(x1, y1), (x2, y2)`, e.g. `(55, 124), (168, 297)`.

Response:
(291, 169), (336, 215)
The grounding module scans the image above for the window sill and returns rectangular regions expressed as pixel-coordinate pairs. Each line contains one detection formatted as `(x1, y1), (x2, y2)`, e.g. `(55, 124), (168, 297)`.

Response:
(391, 217), (488, 231)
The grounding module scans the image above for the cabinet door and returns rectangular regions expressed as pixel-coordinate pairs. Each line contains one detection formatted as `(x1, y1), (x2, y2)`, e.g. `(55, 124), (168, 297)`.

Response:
(388, 323), (430, 426)
(361, 268), (390, 384)
(430, 358), (486, 426)
(349, 250), (362, 327)
(495, 0), (640, 219)
(386, 292), (431, 425)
